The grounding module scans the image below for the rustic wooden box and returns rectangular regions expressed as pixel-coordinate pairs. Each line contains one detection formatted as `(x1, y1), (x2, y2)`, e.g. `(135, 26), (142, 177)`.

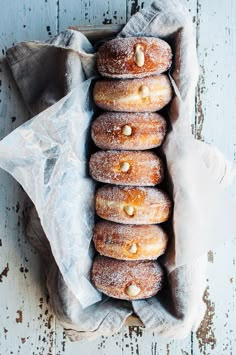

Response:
(71, 24), (145, 328)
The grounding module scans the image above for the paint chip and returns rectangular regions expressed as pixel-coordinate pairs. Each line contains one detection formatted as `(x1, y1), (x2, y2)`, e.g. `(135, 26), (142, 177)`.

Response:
(16, 310), (23, 323)
(208, 250), (214, 263)
(0, 264), (9, 282)
(196, 287), (216, 352)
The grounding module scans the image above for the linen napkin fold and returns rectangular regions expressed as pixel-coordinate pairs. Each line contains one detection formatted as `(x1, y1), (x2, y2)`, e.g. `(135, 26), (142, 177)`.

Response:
(6, 29), (97, 115)
(1, 0), (235, 341)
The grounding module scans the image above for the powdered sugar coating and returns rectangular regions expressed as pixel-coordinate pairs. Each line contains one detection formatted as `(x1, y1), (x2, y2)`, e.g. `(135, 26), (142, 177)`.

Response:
(92, 255), (164, 300)
(95, 185), (172, 224)
(91, 112), (167, 150)
(93, 75), (172, 112)
(97, 37), (172, 79)
(89, 150), (164, 186)
(93, 221), (168, 260)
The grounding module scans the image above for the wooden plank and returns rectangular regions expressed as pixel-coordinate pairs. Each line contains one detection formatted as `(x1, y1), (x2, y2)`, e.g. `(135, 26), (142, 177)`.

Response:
(55, 330), (123, 355)
(0, 0), (58, 48)
(192, 0), (236, 353)
(195, 0), (236, 157)
(121, 327), (192, 355)
(58, 0), (127, 32)
(193, 242), (236, 355)
(0, 1), (58, 354)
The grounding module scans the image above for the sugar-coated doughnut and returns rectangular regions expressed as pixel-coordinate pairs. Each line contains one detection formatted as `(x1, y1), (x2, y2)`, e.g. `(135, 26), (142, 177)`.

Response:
(92, 255), (164, 300)
(93, 75), (172, 112)
(95, 185), (171, 224)
(91, 112), (167, 150)
(89, 150), (163, 186)
(93, 221), (168, 260)
(97, 37), (172, 79)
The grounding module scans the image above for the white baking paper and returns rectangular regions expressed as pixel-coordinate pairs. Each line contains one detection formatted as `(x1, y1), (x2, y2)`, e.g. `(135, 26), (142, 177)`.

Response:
(0, 78), (102, 308)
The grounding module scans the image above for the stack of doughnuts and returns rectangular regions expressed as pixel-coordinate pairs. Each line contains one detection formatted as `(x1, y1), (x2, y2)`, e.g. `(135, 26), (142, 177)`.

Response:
(89, 37), (173, 301)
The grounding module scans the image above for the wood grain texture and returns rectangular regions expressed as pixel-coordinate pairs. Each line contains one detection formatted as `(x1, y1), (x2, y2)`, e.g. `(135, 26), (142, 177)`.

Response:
(192, 1), (236, 354)
(0, 63), (56, 354)
(0, 0), (235, 354)
(58, 0), (127, 31)
(0, 1), (57, 354)
(0, 0), (58, 47)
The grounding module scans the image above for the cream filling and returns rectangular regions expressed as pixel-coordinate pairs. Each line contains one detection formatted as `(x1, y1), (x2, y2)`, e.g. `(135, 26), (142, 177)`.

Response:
(112, 87), (170, 103)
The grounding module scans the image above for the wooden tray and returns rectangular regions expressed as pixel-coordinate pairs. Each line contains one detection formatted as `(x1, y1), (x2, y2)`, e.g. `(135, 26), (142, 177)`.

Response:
(69, 24), (124, 43)
(70, 24), (145, 328)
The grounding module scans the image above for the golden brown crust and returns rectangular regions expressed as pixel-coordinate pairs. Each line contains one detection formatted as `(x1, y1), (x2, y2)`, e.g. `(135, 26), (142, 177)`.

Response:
(93, 221), (168, 260)
(91, 255), (164, 300)
(89, 150), (164, 186)
(95, 185), (172, 224)
(97, 37), (172, 78)
(91, 112), (167, 150)
(93, 75), (172, 112)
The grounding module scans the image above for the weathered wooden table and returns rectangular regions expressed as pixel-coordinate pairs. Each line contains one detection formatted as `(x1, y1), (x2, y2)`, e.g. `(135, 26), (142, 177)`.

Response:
(0, 0), (235, 354)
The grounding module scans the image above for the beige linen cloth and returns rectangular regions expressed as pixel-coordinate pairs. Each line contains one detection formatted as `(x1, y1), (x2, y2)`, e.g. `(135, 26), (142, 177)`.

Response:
(1, 0), (236, 341)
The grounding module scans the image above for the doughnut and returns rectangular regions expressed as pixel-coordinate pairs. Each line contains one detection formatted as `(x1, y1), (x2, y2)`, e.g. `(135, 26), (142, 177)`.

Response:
(93, 75), (172, 112)
(95, 185), (172, 224)
(97, 37), (172, 78)
(91, 112), (167, 150)
(93, 221), (168, 260)
(92, 255), (164, 300)
(89, 150), (163, 186)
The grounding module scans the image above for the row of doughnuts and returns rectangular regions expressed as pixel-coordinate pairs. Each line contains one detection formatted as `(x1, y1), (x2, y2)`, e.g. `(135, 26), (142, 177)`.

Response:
(90, 37), (173, 301)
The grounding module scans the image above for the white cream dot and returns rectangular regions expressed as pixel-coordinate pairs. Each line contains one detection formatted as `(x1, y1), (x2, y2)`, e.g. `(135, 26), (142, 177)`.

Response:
(139, 85), (150, 98)
(122, 125), (132, 136)
(126, 284), (141, 297)
(134, 44), (145, 67)
(120, 162), (130, 172)
(128, 243), (138, 254)
(124, 205), (135, 216)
